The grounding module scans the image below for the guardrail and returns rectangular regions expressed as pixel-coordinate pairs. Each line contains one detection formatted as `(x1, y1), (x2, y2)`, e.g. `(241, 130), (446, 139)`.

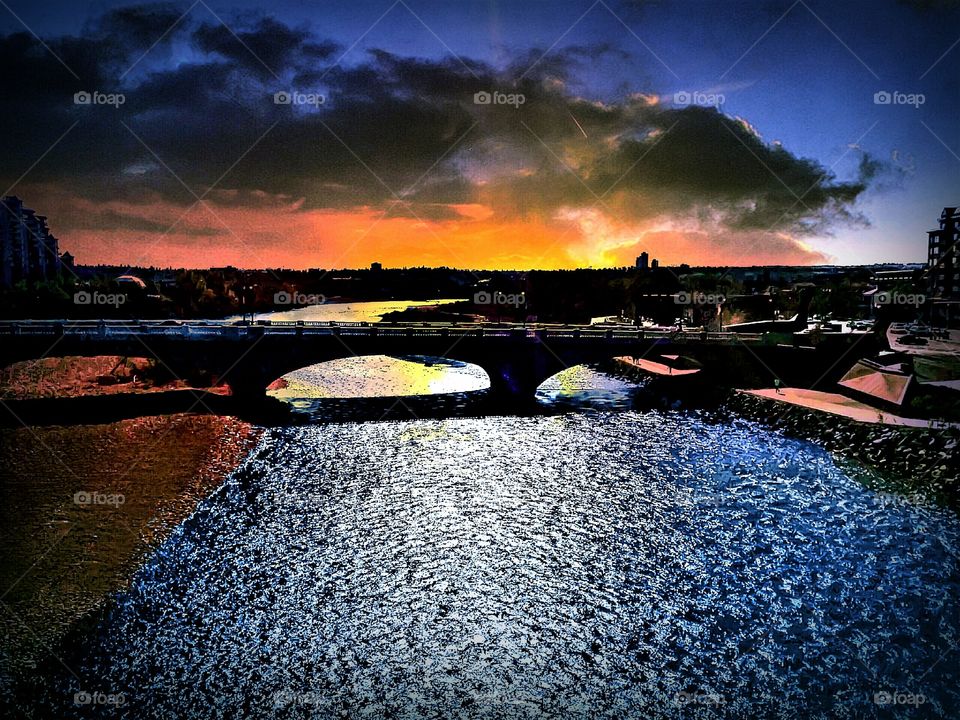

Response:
(0, 320), (765, 344)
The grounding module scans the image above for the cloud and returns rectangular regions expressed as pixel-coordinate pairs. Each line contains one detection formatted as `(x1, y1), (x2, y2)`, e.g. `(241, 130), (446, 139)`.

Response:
(0, 5), (892, 267)
(193, 16), (334, 75)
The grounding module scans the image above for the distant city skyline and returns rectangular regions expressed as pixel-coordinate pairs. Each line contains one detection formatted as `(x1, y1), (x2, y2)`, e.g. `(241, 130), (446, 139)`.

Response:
(1, 0), (958, 269)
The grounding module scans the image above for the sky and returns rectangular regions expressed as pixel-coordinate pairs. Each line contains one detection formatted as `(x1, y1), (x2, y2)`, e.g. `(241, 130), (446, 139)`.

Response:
(0, 0), (958, 270)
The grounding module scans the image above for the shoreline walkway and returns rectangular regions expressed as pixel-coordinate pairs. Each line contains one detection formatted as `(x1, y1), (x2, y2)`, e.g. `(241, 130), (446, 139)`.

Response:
(740, 387), (960, 429)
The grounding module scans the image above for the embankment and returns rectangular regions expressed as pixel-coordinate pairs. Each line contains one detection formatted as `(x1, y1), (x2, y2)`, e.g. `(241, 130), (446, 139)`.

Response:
(726, 390), (959, 508)
(0, 414), (262, 688)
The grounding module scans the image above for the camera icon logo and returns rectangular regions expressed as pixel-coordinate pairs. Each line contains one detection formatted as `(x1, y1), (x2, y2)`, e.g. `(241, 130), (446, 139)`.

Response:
(74, 691), (92, 705)
(873, 91), (892, 105)
(473, 91), (492, 105)
(73, 291), (91, 305)
(473, 290), (492, 304)
(675, 291), (691, 305)
(274, 291), (291, 304)
(873, 691), (892, 705)
(74, 91), (92, 105)
(274, 91), (292, 105)
(674, 91), (691, 105)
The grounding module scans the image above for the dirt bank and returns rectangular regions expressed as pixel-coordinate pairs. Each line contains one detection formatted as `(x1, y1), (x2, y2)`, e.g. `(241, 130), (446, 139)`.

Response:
(0, 414), (261, 685)
(0, 356), (227, 400)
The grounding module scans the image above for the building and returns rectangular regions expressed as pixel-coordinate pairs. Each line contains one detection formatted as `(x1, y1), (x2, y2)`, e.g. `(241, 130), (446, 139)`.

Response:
(370, 261), (382, 271)
(1, 196), (61, 287)
(928, 206), (959, 299)
(635, 252), (649, 270)
(872, 267), (923, 289)
(651, 258), (659, 269)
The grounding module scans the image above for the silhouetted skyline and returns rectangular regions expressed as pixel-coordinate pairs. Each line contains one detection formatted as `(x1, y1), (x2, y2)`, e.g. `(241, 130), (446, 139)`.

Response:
(1, 0), (958, 269)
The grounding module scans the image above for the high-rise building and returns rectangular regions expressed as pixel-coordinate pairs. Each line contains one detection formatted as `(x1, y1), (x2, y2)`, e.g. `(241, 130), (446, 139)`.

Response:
(651, 258), (659, 269)
(1, 196), (61, 287)
(928, 206), (959, 299)
(1, 196), (28, 287)
(635, 252), (649, 270)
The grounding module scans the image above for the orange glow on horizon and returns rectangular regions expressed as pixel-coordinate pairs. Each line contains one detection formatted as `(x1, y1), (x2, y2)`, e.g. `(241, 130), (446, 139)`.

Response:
(29, 185), (830, 270)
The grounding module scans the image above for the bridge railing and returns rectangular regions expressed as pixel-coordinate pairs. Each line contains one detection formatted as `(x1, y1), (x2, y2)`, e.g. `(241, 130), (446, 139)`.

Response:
(0, 320), (769, 344)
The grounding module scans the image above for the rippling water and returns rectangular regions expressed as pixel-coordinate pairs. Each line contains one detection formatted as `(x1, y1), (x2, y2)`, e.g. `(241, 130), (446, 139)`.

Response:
(271, 356), (490, 403)
(28, 409), (959, 719)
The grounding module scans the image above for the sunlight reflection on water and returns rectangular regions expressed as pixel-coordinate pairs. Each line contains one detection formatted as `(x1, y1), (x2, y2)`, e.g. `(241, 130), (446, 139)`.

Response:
(32, 411), (960, 719)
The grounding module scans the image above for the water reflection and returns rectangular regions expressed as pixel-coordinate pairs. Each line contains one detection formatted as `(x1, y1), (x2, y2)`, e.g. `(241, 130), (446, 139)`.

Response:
(235, 298), (463, 324)
(268, 362), (646, 422)
(269, 356), (489, 401)
(536, 365), (640, 411)
(28, 411), (960, 718)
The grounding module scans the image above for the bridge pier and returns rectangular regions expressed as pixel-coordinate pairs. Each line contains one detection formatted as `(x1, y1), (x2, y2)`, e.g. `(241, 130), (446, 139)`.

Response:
(474, 352), (566, 406)
(484, 373), (543, 407)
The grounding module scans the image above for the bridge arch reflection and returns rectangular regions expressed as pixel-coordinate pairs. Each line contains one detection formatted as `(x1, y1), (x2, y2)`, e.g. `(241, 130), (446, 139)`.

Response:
(266, 355), (490, 401)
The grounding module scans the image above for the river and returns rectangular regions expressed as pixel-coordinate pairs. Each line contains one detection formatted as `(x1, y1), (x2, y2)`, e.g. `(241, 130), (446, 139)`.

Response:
(235, 297), (464, 324)
(7, 301), (960, 718)
(19, 409), (960, 718)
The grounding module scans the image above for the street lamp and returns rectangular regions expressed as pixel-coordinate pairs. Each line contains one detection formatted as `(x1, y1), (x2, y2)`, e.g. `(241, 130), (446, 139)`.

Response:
(240, 273), (256, 324)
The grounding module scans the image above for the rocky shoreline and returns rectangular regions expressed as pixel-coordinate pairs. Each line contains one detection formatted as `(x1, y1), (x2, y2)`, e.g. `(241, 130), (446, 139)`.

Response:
(725, 390), (959, 508)
(607, 357), (959, 507)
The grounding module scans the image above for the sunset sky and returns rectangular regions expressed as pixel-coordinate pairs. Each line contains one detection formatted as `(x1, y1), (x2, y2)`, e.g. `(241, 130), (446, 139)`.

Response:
(1, 0), (958, 269)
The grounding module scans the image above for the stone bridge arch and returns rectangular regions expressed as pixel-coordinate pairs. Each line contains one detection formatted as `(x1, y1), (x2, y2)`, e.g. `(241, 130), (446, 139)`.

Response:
(0, 322), (870, 409)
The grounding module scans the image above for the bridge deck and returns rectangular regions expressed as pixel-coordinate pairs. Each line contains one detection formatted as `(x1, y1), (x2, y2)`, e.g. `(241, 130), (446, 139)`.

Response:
(0, 320), (765, 345)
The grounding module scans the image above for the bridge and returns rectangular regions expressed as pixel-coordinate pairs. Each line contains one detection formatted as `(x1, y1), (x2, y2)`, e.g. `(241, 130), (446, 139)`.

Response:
(0, 319), (873, 404)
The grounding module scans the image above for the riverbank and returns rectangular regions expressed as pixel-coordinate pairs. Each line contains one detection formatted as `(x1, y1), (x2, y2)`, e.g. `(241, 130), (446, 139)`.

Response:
(0, 355), (227, 400)
(726, 390), (959, 508)
(743, 387), (960, 428)
(0, 414), (261, 689)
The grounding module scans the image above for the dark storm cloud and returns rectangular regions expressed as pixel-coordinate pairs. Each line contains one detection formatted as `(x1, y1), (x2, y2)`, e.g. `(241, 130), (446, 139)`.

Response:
(583, 106), (874, 232)
(0, 5), (882, 237)
(82, 3), (188, 57)
(193, 16), (334, 75)
(58, 207), (227, 236)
